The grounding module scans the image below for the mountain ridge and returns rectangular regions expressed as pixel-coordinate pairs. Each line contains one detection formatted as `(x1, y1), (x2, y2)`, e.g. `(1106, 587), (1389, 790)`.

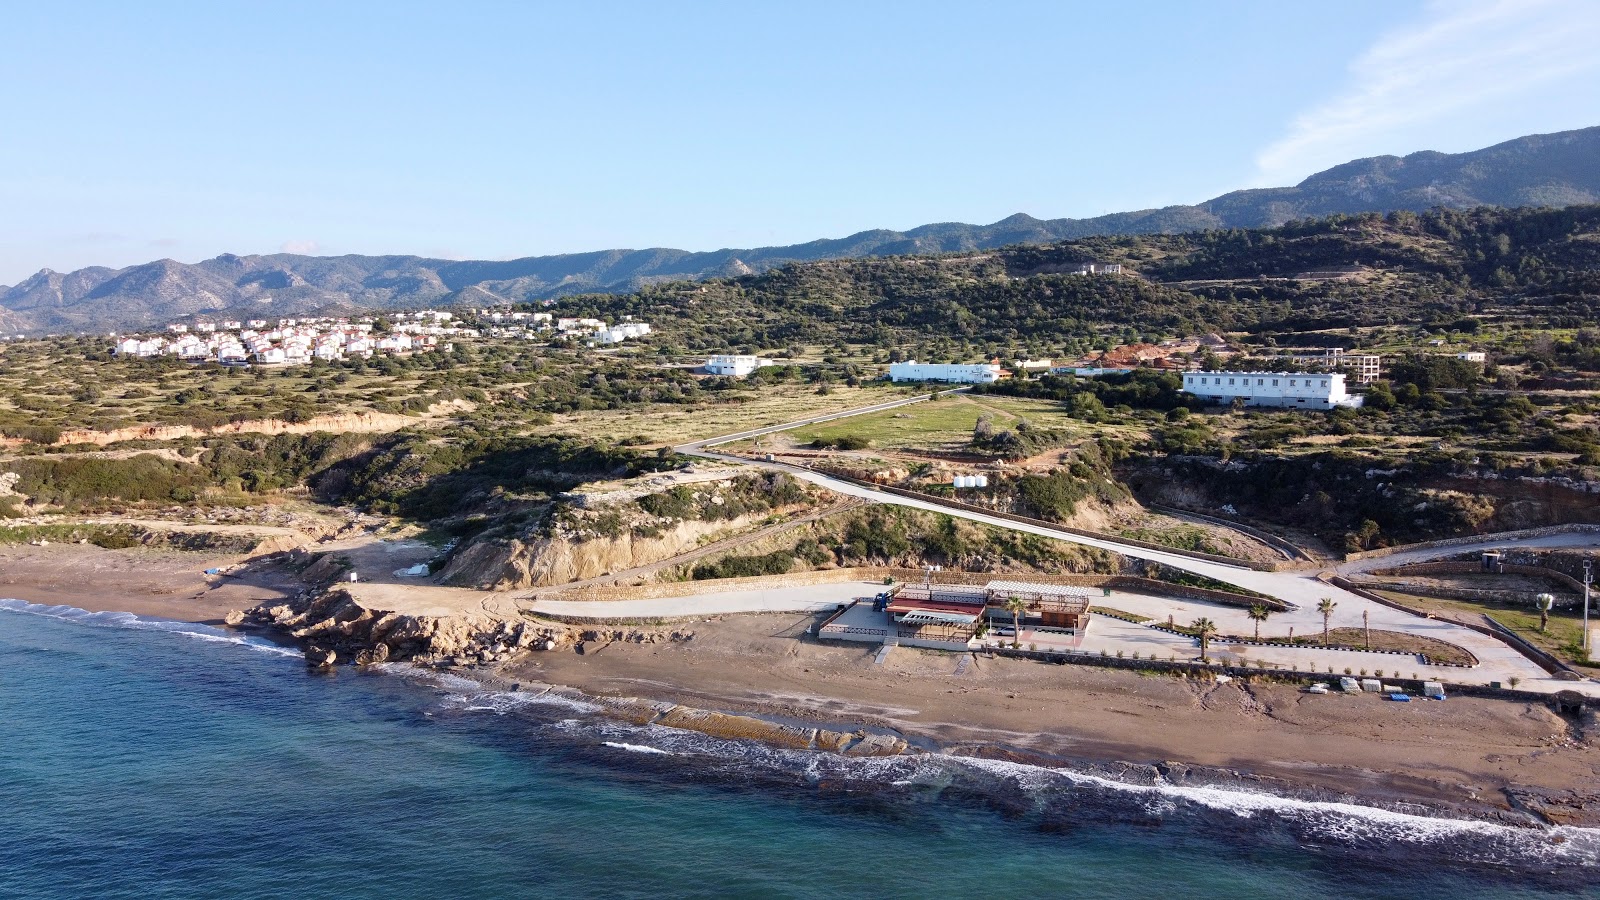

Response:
(6, 125), (1599, 332)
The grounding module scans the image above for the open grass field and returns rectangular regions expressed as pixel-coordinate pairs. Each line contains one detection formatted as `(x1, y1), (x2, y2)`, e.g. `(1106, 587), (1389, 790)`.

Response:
(529, 381), (910, 447)
(784, 393), (1132, 451)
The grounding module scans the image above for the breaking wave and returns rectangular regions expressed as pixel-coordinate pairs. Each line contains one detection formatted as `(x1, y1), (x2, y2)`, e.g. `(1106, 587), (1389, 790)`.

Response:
(0, 598), (300, 657)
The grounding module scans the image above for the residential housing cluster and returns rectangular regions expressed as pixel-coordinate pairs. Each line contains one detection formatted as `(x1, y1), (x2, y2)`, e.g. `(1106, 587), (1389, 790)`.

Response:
(476, 309), (653, 346)
(114, 310), (471, 365)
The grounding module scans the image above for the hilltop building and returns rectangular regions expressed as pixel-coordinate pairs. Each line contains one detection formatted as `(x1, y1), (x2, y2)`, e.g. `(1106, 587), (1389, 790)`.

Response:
(1290, 348), (1381, 384)
(705, 354), (775, 377)
(888, 361), (1004, 384)
(1072, 262), (1124, 275)
(1182, 371), (1362, 410)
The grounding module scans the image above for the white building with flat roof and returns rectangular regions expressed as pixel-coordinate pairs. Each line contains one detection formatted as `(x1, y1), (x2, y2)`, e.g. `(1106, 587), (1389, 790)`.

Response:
(1182, 371), (1361, 410)
(888, 361), (1003, 384)
(705, 354), (773, 377)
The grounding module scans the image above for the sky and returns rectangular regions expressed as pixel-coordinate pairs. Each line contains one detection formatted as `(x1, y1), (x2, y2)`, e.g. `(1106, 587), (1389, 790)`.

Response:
(2, 0), (1599, 285)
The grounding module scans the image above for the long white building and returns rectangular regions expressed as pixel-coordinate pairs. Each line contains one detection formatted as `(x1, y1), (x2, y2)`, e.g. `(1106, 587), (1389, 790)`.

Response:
(888, 361), (1003, 384)
(1181, 371), (1361, 410)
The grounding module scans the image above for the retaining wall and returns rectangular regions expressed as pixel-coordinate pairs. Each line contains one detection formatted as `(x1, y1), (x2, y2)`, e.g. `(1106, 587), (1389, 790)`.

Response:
(538, 566), (1283, 610)
(1343, 523), (1600, 563)
(1371, 560), (1587, 594)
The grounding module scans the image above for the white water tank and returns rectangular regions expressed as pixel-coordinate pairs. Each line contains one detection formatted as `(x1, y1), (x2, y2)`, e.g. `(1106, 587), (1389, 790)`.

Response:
(974, 475), (989, 488)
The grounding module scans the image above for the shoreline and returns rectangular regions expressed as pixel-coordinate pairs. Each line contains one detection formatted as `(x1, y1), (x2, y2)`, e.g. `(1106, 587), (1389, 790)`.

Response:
(493, 611), (1600, 827)
(0, 542), (299, 626)
(7, 542), (1597, 829)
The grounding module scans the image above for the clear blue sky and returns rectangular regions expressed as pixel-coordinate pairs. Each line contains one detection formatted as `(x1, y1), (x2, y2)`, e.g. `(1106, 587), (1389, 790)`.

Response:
(3, 0), (1599, 284)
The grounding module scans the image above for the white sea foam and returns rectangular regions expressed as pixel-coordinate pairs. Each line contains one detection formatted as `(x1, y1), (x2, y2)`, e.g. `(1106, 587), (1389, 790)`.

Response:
(946, 753), (1600, 863)
(0, 598), (300, 658)
(547, 708), (1600, 866)
(603, 741), (674, 755)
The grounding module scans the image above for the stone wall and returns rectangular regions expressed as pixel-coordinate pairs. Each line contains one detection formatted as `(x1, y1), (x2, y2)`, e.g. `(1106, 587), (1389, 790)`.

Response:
(1343, 523), (1600, 562)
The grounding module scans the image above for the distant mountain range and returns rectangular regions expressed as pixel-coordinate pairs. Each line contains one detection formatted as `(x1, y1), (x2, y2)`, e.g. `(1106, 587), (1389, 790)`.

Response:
(5, 125), (1599, 333)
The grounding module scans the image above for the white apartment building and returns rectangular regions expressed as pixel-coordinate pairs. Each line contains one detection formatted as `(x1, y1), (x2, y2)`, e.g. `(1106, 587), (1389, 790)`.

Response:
(705, 354), (773, 377)
(1182, 371), (1362, 410)
(888, 361), (1004, 384)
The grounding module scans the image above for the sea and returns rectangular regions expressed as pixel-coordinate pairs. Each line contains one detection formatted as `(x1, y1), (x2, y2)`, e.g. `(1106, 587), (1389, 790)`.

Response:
(2, 597), (1598, 899)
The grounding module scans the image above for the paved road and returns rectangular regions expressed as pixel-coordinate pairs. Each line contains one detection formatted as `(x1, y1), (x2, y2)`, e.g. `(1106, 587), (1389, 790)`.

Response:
(669, 395), (1600, 695)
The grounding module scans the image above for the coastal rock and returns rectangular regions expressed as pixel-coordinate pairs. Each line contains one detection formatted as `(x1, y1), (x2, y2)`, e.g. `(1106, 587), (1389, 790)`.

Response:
(842, 732), (909, 757)
(355, 643), (391, 666)
(1505, 786), (1600, 826)
(813, 729), (853, 753)
(656, 706), (816, 750)
(304, 645), (337, 668)
(223, 609), (245, 627)
(246, 588), (575, 668)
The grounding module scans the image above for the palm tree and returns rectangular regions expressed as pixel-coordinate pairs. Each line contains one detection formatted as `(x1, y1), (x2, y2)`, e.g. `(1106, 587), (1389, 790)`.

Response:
(1246, 604), (1271, 640)
(1317, 597), (1337, 646)
(1535, 593), (1555, 633)
(1190, 617), (1217, 663)
(1003, 596), (1027, 646)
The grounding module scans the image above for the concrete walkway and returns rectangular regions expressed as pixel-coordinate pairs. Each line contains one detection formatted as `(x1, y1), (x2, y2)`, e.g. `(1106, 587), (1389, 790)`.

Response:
(529, 581), (873, 620)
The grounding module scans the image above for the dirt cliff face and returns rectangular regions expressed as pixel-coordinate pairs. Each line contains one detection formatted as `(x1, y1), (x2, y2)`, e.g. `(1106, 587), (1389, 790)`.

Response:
(436, 472), (830, 590)
(437, 514), (778, 589)
(1124, 454), (1600, 547)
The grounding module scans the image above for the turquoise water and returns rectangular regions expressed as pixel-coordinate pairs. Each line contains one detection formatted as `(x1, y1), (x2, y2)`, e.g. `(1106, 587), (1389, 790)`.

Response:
(2, 599), (1597, 899)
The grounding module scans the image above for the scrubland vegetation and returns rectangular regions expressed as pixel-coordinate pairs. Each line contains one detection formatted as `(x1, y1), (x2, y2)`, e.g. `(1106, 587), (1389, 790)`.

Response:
(1, 205), (1597, 570)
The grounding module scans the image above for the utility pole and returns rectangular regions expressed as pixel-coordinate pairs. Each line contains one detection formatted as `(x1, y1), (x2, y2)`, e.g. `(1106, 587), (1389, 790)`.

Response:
(1363, 609), (1370, 651)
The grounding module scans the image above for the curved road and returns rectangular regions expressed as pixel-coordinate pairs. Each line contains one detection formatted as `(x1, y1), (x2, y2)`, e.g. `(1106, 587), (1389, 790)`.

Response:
(674, 395), (1600, 695)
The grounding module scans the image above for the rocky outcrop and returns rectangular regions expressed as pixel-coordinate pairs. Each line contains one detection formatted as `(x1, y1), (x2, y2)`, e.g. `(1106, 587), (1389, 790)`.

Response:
(243, 588), (573, 668)
(601, 698), (910, 756)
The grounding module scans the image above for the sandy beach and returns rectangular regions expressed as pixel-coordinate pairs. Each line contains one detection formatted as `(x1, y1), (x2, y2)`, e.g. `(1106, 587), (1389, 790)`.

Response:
(0, 543), (298, 625)
(506, 611), (1600, 825)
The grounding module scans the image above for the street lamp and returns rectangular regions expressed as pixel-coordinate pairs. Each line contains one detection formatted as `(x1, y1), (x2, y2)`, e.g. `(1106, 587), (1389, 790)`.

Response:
(1583, 557), (1593, 655)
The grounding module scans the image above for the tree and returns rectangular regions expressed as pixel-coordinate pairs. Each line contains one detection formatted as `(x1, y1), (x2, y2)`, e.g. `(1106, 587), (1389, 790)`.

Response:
(1317, 597), (1337, 646)
(1191, 617), (1218, 663)
(1003, 596), (1028, 646)
(1247, 604), (1271, 641)
(1535, 593), (1555, 633)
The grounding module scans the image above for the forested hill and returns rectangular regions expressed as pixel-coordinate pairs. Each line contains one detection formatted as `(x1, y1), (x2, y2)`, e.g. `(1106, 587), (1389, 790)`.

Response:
(559, 204), (1600, 358)
(5, 126), (1600, 333)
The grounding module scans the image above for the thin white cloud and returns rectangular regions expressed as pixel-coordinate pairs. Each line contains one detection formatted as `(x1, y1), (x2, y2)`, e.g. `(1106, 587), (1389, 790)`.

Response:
(1255, 0), (1600, 184)
(280, 239), (320, 255)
